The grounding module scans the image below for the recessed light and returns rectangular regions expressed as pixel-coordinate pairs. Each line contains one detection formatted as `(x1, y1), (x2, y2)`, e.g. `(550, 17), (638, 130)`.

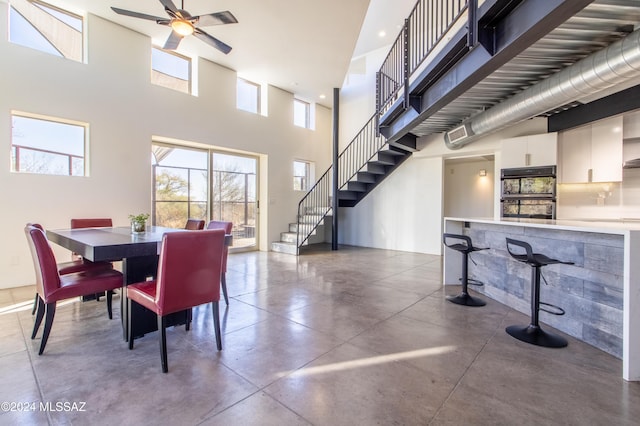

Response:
(378, 30), (386, 38)
(319, 94), (326, 99)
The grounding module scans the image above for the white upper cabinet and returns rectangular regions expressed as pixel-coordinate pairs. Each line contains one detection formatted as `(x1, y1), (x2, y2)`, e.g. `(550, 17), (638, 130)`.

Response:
(558, 116), (623, 183)
(501, 133), (558, 169)
(623, 110), (640, 139)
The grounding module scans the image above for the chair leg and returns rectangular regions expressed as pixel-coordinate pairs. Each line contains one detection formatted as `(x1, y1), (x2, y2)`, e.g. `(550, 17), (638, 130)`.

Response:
(185, 308), (192, 331)
(128, 298), (134, 350)
(221, 273), (229, 306)
(212, 301), (222, 351)
(106, 290), (113, 320)
(158, 315), (168, 373)
(31, 293), (38, 315)
(38, 303), (56, 355)
(32, 296), (45, 339)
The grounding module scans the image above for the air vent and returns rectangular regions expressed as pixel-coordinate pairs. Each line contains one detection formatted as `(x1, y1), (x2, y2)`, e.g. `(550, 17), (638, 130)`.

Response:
(445, 123), (474, 148)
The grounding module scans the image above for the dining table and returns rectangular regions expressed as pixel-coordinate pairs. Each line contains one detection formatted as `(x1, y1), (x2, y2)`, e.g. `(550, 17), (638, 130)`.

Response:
(46, 225), (232, 341)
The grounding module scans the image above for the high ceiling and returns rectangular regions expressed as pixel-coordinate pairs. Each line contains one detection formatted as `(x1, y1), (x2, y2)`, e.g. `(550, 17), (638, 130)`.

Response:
(44, 0), (410, 108)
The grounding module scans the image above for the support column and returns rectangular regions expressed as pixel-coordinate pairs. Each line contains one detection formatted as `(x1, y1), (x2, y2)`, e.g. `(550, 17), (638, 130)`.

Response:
(332, 88), (339, 250)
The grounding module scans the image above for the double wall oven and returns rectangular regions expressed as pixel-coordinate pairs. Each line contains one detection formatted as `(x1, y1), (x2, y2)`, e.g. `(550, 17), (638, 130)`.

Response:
(501, 165), (556, 219)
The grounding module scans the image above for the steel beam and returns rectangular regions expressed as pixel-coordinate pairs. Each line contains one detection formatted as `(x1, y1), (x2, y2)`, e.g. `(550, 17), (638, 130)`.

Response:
(382, 0), (594, 144)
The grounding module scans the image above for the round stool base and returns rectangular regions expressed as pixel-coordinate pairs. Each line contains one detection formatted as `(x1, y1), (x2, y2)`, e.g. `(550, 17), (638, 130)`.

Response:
(446, 293), (486, 307)
(506, 324), (568, 348)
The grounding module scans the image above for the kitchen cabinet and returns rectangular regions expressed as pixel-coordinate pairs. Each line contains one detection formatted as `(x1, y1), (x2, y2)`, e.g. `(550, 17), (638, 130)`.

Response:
(623, 110), (640, 139)
(501, 133), (557, 169)
(559, 116), (623, 183)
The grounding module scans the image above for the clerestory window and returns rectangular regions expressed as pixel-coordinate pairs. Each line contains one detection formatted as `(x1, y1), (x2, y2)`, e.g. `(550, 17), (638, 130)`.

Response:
(9, 0), (83, 62)
(151, 47), (191, 94)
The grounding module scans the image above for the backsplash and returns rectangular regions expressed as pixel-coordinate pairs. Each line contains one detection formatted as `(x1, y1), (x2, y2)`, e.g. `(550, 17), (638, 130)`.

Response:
(557, 168), (640, 219)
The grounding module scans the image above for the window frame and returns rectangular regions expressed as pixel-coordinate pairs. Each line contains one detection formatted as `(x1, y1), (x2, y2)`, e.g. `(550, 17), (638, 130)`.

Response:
(151, 47), (192, 94)
(293, 98), (311, 129)
(152, 142), (260, 252)
(8, 0), (84, 62)
(11, 112), (88, 177)
(293, 159), (313, 192)
(236, 78), (261, 114)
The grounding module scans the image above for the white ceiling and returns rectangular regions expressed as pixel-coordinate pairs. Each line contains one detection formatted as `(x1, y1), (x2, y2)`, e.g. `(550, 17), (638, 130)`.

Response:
(43, 0), (403, 108)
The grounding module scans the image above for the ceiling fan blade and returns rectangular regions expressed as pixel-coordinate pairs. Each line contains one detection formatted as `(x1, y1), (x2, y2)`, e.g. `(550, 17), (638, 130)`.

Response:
(159, 0), (179, 13)
(194, 28), (232, 54)
(194, 11), (238, 27)
(111, 7), (167, 22)
(163, 31), (184, 50)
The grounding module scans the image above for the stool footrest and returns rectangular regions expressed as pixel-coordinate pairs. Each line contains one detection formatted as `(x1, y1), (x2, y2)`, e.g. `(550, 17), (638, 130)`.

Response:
(465, 278), (484, 287)
(539, 302), (565, 316)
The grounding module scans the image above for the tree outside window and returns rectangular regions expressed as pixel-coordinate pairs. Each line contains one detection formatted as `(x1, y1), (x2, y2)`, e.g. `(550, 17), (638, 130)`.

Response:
(11, 113), (86, 176)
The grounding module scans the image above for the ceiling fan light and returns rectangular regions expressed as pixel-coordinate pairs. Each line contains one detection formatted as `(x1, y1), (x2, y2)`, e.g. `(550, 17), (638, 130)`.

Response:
(171, 19), (194, 36)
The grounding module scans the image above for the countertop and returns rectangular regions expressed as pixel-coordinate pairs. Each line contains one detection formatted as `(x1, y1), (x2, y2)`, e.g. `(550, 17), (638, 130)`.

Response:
(444, 216), (640, 234)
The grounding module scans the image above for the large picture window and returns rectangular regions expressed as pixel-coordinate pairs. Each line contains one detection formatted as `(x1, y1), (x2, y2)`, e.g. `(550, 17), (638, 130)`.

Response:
(9, 0), (83, 62)
(11, 113), (86, 176)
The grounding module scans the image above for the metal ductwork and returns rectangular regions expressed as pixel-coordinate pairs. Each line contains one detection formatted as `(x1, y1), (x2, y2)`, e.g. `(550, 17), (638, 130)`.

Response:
(445, 28), (640, 149)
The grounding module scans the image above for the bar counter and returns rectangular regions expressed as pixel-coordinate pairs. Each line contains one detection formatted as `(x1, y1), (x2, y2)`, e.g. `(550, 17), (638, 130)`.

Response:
(443, 216), (640, 381)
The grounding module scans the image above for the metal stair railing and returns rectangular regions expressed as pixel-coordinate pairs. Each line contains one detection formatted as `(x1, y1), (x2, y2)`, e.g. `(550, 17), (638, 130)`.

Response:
(377, 0), (470, 116)
(296, 115), (387, 254)
(295, 0), (473, 254)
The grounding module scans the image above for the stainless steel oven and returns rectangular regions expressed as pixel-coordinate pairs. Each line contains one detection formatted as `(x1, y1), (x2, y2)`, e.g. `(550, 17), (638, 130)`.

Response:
(501, 166), (556, 219)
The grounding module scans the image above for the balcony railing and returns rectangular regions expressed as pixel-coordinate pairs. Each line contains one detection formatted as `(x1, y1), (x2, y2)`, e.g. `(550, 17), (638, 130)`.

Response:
(377, 0), (470, 116)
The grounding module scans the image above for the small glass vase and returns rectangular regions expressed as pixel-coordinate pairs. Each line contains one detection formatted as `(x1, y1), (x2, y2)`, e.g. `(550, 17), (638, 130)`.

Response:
(131, 220), (146, 234)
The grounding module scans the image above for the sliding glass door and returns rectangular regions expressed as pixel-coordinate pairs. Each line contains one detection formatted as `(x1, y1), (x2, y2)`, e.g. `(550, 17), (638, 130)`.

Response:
(152, 145), (208, 228)
(211, 153), (257, 249)
(152, 144), (258, 250)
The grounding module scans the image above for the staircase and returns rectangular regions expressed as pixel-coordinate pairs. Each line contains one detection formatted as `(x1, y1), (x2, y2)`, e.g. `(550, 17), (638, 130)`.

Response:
(271, 207), (333, 255)
(271, 116), (416, 255)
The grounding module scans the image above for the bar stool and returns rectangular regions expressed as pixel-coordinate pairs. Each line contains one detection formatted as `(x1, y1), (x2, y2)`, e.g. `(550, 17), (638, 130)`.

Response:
(443, 233), (488, 307)
(505, 238), (573, 348)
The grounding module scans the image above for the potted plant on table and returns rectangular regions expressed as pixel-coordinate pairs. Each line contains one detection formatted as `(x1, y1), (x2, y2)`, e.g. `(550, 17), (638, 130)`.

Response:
(129, 213), (150, 234)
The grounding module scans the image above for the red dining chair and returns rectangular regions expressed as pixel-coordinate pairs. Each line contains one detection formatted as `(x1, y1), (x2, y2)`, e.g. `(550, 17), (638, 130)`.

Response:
(70, 218), (113, 260)
(185, 219), (205, 230)
(28, 223), (114, 315)
(25, 225), (123, 355)
(206, 220), (233, 305)
(70, 218), (115, 302)
(127, 229), (226, 373)
(70, 217), (113, 229)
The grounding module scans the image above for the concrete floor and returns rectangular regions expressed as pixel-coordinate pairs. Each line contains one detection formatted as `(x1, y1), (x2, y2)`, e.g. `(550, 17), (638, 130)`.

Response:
(1, 245), (639, 425)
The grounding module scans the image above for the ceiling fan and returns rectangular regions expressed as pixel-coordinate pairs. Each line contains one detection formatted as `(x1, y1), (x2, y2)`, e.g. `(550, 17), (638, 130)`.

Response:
(111, 0), (237, 54)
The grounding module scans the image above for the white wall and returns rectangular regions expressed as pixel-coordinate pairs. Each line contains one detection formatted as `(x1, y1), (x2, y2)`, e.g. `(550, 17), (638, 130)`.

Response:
(0, 9), (332, 289)
(443, 157), (495, 218)
(339, 46), (389, 146)
(339, 156), (444, 254)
